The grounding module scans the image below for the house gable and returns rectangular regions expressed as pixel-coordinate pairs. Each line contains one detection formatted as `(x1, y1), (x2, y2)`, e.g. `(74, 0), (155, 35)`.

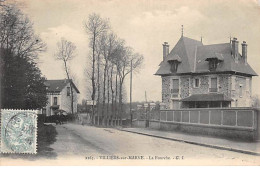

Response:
(45, 79), (80, 94)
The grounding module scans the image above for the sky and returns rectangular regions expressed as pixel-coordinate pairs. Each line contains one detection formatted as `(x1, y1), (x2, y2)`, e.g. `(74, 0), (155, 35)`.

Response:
(13, 0), (260, 103)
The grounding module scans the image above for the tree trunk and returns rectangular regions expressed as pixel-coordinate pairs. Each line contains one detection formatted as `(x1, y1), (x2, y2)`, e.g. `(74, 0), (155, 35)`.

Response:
(106, 66), (110, 126)
(119, 78), (123, 125)
(102, 60), (108, 125)
(91, 34), (96, 124)
(97, 52), (101, 125)
(64, 60), (74, 114)
(110, 66), (114, 125)
(115, 70), (118, 125)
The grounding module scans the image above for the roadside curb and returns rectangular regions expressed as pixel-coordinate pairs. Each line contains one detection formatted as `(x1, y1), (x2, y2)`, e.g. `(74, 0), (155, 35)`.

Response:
(119, 128), (260, 156)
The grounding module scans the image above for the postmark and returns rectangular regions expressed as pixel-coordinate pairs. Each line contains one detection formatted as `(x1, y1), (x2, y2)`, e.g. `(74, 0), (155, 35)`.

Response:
(1, 109), (37, 154)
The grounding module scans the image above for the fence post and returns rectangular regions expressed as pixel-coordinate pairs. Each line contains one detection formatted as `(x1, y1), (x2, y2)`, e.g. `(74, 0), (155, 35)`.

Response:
(189, 111), (190, 123)
(198, 111), (200, 124)
(221, 110), (223, 125)
(209, 110), (211, 124)
(159, 110), (161, 129)
(235, 111), (238, 126)
(181, 111), (182, 122)
(252, 110), (254, 128)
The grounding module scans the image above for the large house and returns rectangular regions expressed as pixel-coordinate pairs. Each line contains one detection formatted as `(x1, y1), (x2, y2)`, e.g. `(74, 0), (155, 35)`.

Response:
(155, 36), (257, 109)
(43, 79), (80, 116)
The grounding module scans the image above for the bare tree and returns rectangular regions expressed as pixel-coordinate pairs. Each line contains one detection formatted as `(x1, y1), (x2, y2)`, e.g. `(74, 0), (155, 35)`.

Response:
(85, 13), (109, 124)
(113, 45), (144, 124)
(97, 32), (118, 125)
(54, 38), (77, 114)
(0, 5), (46, 61)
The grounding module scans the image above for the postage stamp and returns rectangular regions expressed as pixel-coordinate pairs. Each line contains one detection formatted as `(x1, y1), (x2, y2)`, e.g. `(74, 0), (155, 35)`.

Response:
(1, 109), (38, 154)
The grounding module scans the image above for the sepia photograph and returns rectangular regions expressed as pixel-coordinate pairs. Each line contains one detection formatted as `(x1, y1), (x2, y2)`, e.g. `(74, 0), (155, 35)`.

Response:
(0, 0), (260, 166)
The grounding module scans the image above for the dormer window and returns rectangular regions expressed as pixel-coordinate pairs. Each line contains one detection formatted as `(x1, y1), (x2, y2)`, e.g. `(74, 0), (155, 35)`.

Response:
(167, 54), (182, 73)
(169, 60), (179, 73)
(205, 53), (224, 71)
(209, 59), (218, 71)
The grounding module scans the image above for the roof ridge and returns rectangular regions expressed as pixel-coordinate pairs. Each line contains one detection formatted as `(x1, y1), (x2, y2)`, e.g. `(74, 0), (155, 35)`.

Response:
(198, 42), (230, 47)
(181, 37), (192, 72)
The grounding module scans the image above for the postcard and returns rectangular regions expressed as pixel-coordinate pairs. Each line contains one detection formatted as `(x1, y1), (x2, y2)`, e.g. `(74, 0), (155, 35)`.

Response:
(0, 0), (260, 166)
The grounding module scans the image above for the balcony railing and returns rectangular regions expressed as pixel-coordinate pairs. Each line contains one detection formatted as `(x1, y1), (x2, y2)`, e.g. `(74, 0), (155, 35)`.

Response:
(171, 88), (179, 93)
(209, 88), (218, 92)
(171, 88), (179, 98)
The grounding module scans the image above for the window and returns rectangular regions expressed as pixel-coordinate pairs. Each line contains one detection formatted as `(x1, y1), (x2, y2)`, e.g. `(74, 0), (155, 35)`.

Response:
(194, 78), (200, 88)
(210, 77), (218, 92)
(67, 87), (71, 96)
(171, 79), (179, 93)
(209, 59), (218, 71)
(53, 97), (57, 105)
(169, 61), (179, 73)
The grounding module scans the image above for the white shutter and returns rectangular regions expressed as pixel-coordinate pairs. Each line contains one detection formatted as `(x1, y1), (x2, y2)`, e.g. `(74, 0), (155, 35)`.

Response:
(231, 76), (236, 90)
(246, 78), (250, 91)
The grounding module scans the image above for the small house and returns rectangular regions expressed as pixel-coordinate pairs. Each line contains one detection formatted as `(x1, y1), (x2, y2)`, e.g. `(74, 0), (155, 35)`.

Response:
(43, 79), (80, 116)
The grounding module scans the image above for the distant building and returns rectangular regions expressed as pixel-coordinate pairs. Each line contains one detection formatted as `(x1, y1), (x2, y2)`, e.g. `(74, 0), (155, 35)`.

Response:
(43, 79), (80, 116)
(137, 104), (143, 110)
(149, 103), (156, 110)
(155, 36), (257, 109)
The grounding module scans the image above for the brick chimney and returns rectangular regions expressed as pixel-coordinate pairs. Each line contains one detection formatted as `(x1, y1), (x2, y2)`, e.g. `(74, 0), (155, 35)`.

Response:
(162, 42), (169, 61)
(231, 37), (239, 62)
(241, 41), (247, 65)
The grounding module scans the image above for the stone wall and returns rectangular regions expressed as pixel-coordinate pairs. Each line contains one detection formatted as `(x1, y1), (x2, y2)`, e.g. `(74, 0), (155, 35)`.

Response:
(190, 76), (209, 94)
(231, 76), (252, 107)
(218, 75), (230, 96)
(161, 74), (252, 108)
(162, 76), (171, 109)
(180, 76), (190, 98)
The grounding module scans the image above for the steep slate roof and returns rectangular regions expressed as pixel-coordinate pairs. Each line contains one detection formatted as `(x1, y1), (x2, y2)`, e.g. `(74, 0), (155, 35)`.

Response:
(45, 79), (80, 93)
(155, 36), (257, 76)
(167, 54), (182, 62)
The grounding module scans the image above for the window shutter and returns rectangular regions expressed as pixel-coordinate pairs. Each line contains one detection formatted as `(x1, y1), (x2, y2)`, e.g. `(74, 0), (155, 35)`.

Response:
(231, 76), (236, 90)
(246, 78), (250, 91)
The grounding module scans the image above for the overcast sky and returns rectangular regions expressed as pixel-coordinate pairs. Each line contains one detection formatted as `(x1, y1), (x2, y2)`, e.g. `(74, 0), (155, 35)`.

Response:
(15, 0), (260, 102)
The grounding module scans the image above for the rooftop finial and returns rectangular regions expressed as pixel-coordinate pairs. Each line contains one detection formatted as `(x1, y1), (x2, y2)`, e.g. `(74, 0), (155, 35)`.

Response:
(201, 35), (203, 43)
(181, 25), (184, 37)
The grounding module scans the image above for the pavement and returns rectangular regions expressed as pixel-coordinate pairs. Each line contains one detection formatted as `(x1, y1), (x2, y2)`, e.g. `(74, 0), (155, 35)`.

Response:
(47, 124), (260, 165)
(119, 127), (260, 156)
(4, 123), (259, 165)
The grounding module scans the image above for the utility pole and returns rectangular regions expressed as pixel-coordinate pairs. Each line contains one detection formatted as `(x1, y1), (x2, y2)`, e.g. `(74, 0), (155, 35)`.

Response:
(145, 91), (148, 127)
(130, 60), (133, 127)
(145, 91), (147, 103)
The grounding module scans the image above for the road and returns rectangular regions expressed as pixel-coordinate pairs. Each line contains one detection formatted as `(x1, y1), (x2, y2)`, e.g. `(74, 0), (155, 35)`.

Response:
(48, 123), (260, 165)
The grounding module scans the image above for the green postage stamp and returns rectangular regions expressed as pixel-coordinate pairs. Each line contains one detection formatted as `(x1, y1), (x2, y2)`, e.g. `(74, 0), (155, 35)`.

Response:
(1, 109), (38, 154)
